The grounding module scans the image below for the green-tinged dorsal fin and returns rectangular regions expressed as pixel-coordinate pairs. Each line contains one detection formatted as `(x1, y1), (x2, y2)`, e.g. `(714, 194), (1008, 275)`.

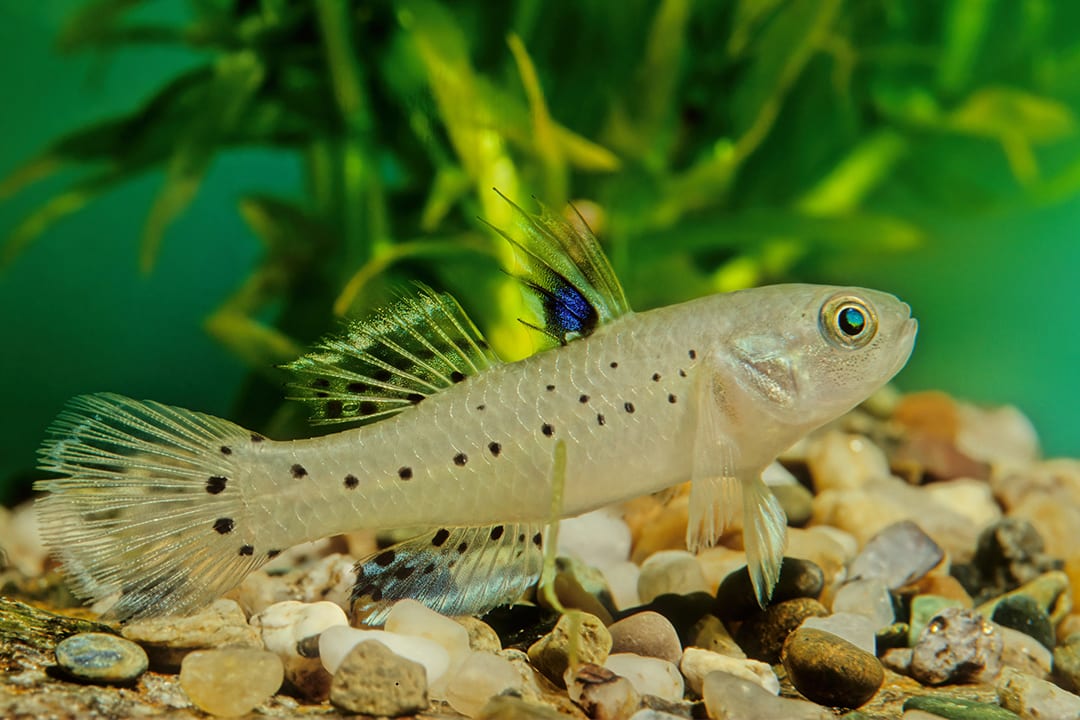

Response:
(350, 523), (544, 625)
(285, 285), (501, 426)
(485, 191), (631, 345)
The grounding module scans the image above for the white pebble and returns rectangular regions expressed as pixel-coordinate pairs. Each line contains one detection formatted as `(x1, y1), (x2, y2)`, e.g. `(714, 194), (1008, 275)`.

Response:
(602, 561), (642, 611)
(445, 652), (524, 718)
(604, 653), (683, 702)
(557, 508), (632, 571)
(318, 625), (450, 685)
(250, 600), (348, 699)
(679, 647), (778, 696)
(800, 614), (878, 656)
(703, 671), (830, 720)
(385, 599), (471, 665)
(638, 550), (708, 603)
(807, 431), (890, 492)
(831, 579), (895, 629)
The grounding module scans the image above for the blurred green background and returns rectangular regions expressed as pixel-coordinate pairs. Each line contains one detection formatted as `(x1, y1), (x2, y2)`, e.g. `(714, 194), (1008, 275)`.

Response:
(2, 0), (1079, 506)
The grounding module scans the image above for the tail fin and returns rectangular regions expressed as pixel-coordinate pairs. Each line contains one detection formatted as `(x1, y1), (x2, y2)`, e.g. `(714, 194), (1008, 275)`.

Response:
(35, 393), (266, 621)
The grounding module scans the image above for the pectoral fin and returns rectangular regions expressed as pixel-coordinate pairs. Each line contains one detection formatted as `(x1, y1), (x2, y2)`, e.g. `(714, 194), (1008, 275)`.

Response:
(742, 474), (787, 607)
(350, 523), (544, 625)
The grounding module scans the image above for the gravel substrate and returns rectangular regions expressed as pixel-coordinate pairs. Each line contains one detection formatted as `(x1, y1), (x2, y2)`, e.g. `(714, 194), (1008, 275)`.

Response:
(2, 389), (1080, 719)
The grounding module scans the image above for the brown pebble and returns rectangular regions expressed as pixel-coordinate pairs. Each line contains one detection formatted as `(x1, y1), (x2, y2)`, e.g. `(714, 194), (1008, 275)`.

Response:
(735, 598), (829, 663)
(782, 627), (884, 709)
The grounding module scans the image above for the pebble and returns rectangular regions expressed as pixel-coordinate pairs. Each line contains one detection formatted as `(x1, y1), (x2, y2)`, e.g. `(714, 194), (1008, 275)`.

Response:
(881, 647), (913, 675)
(977, 572), (1072, 626)
(770, 482), (814, 527)
(567, 663), (642, 719)
(689, 614), (745, 658)
(330, 638), (428, 717)
(386, 599), (472, 669)
(696, 546), (753, 594)
(454, 616), (502, 654)
(714, 557), (825, 621)
(991, 595), (1054, 650)
(54, 632), (148, 685)
(608, 611), (682, 665)
(972, 519), (1061, 597)
(250, 600), (347, 701)
(781, 627), (884, 709)
(638, 551), (709, 604)
(849, 521), (945, 589)
(910, 607), (1003, 685)
(603, 561), (643, 611)
(701, 671), (831, 720)
(557, 508), (633, 571)
(956, 402), (1039, 468)
(318, 624), (450, 684)
(807, 432), (891, 491)
(527, 611), (612, 688)
(604, 653), (683, 702)
(734, 597), (829, 663)
(679, 647), (778, 696)
(923, 479), (1001, 531)
(478, 694), (575, 719)
(877, 622), (911, 653)
(908, 573), (975, 606)
(628, 710), (686, 720)
(801, 612), (879, 655)
(445, 652), (523, 718)
(902, 694), (1021, 719)
(832, 578), (896, 628)
(909, 595), (967, 645)
(785, 526), (853, 586)
(998, 667), (1080, 719)
(545, 557), (617, 624)
(121, 599), (261, 672)
(179, 648), (283, 717)
(1052, 633), (1080, 692)
(634, 592), (715, 644)
(997, 626), (1052, 678)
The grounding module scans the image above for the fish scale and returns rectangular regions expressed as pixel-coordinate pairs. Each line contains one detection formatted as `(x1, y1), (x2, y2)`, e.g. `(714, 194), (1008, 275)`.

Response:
(34, 194), (917, 622)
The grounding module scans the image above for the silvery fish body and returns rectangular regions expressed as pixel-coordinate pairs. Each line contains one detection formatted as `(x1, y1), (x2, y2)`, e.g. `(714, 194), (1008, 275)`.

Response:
(35, 196), (917, 623)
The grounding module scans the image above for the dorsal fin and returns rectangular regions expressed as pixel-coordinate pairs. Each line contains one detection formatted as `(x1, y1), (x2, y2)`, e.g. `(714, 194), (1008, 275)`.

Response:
(485, 191), (631, 345)
(285, 285), (501, 426)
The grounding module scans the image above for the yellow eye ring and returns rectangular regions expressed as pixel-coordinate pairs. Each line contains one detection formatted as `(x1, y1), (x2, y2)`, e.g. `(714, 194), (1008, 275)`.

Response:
(820, 294), (877, 349)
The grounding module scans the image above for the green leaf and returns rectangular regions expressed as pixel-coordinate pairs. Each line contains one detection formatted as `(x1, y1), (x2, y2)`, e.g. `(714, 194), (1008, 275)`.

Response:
(946, 87), (1076, 143)
(140, 51), (266, 272)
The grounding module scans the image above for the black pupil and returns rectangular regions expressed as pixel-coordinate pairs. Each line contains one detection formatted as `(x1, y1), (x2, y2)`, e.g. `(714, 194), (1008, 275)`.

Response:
(838, 306), (865, 336)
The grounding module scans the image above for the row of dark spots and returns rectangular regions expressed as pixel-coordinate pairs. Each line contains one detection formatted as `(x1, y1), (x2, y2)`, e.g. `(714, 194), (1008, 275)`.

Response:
(210, 517), (276, 558)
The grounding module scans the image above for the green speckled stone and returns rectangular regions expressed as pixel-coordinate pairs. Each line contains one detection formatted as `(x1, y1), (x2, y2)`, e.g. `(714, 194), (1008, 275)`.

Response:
(903, 694), (1021, 720)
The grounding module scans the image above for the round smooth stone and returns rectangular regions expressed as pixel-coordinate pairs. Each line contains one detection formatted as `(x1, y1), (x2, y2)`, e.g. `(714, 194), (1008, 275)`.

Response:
(991, 594), (1054, 650)
(781, 627), (884, 709)
(54, 632), (148, 685)
(445, 652), (522, 718)
(603, 653), (683, 702)
(715, 558), (825, 622)
(179, 648), (284, 717)
(734, 597), (829, 663)
(608, 611), (682, 665)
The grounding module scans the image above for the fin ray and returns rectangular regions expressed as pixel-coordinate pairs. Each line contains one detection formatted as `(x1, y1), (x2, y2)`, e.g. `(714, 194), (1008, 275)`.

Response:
(286, 285), (501, 426)
(743, 475), (787, 608)
(36, 393), (268, 621)
(350, 524), (544, 625)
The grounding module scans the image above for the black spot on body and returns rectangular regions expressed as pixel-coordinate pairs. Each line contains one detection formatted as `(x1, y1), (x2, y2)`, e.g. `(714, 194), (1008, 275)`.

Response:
(679, 369), (687, 378)
(344, 474), (359, 489)
(393, 565), (414, 579)
(518, 533), (526, 542)
(457, 541), (468, 553)
(488, 441), (501, 457)
(546, 384), (555, 391)
(490, 525), (504, 541)
(359, 400), (378, 415)
(375, 550), (396, 566)
(624, 402), (635, 413)
(422, 563), (436, 575)
(291, 464), (308, 478)
(373, 368), (392, 382)
(668, 394), (677, 403)
(312, 378), (330, 389)
(398, 466), (413, 480)
(597, 413), (606, 426)
(206, 476), (227, 495)
(450, 371), (466, 383)
(239, 545), (254, 556)
(325, 400), (343, 418)
(610, 361), (619, 368)
(407, 393), (424, 404)
(267, 549), (281, 559)
(476, 404), (486, 411)
(453, 452), (468, 466)
(250, 434), (264, 443)
(652, 373), (661, 382)
(370, 587), (384, 602)
(689, 349), (697, 359)
(220, 445), (232, 455)
(315, 392), (328, 399)
(532, 532), (542, 546)
(213, 518), (235, 534)
(433, 528), (450, 546)
(579, 394), (590, 403)
(541, 423), (554, 437)
(347, 382), (368, 393)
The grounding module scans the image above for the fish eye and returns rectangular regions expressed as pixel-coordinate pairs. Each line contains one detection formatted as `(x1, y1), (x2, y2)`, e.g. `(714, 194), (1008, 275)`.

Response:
(820, 294), (877, 349)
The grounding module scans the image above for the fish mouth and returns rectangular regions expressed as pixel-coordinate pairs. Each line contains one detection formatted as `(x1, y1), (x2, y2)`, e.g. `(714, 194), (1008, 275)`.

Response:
(891, 314), (919, 376)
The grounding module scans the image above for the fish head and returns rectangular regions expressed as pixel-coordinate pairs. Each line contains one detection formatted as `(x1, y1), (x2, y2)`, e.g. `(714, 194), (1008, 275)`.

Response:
(722, 284), (917, 433)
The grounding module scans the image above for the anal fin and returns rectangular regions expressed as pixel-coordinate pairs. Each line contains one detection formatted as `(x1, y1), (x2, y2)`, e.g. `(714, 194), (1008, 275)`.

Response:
(350, 523), (544, 625)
